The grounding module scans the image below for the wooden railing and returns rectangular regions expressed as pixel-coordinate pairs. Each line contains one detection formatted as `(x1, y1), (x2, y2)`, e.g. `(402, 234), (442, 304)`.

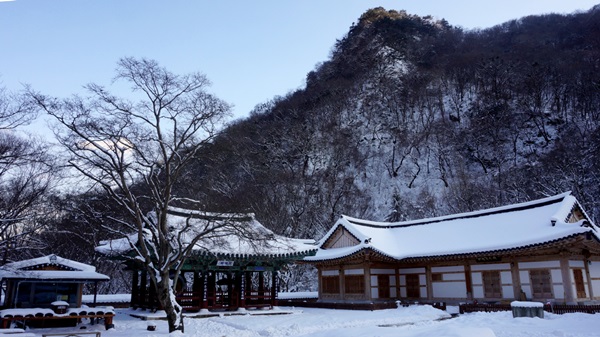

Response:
(459, 303), (600, 315)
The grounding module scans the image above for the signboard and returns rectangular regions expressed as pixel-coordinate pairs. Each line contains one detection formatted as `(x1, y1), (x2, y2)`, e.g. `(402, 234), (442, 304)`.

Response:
(216, 260), (234, 267)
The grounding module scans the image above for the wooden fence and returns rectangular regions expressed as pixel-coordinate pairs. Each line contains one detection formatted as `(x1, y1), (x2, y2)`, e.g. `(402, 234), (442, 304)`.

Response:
(459, 303), (600, 315)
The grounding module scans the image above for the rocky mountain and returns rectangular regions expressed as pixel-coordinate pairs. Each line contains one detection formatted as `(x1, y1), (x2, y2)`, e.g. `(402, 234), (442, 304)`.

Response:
(179, 6), (600, 239)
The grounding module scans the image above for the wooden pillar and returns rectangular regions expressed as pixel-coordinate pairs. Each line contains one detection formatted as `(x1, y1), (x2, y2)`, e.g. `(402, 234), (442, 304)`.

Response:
(240, 271), (246, 308)
(464, 262), (473, 301)
(258, 271), (265, 302)
(201, 271), (208, 309)
(245, 271), (252, 304)
(364, 265), (371, 300)
(585, 259), (594, 299)
(207, 271), (215, 308)
(192, 271), (201, 308)
(560, 258), (575, 303)
(425, 266), (433, 300)
(510, 260), (523, 300)
(339, 266), (345, 301)
(271, 270), (279, 307)
(228, 272), (234, 309)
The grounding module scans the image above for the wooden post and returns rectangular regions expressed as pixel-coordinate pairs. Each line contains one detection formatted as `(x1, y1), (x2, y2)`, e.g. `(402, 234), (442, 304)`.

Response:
(560, 258), (575, 303)
(245, 271), (252, 305)
(510, 260), (523, 300)
(364, 264), (371, 300)
(258, 271), (265, 303)
(208, 271), (216, 308)
(584, 259), (594, 299)
(240, 271), (246, 308)
(425, 266), (433, 300)
(271, 270), (278, 307)
(465, 262), (473, 301)
(202, 271), (209, 309)
(339, 266), (345, 301)
(192, 271), (201, 308)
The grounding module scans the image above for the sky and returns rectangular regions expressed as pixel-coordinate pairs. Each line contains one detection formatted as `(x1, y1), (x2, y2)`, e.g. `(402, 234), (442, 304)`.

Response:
(1, 0), (598, 126)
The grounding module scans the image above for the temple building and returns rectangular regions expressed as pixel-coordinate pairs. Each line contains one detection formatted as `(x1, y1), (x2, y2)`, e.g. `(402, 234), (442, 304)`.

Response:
(305, 192), (600, 307)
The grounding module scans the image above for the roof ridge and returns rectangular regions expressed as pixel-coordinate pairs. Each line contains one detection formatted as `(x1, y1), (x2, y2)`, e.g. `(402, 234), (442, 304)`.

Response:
(344, 192), (571, 229)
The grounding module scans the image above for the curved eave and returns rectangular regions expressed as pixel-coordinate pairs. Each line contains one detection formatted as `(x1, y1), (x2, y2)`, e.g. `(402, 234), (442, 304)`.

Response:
(192, 249), (318, 261)
(307, 232), (597, 265)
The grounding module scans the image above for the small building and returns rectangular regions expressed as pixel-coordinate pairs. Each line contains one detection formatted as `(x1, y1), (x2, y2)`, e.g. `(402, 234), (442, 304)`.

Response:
(305, 192), (600, 307)
(96, 208), (317, 312)
(0, 255), (114, 329)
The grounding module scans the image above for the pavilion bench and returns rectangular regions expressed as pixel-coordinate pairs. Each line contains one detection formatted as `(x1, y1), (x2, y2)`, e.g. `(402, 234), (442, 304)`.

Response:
(0, 313), (114, 330)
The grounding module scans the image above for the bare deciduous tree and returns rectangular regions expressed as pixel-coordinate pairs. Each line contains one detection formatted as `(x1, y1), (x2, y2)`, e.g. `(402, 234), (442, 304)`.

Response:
(0, 86), (54, 263)
(30, 57), (231, 332)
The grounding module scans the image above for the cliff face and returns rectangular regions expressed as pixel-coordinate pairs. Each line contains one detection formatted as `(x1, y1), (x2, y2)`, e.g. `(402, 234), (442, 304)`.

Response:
(180, 7), (600, 238)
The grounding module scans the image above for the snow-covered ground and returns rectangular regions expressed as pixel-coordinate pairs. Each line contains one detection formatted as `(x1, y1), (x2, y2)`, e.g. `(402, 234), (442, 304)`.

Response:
(15, 305), (600, 337)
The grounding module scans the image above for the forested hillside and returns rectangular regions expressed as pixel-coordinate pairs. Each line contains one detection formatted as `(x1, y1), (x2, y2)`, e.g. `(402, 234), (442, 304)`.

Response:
(4, 6), (599, 294)
(179, 6), (600, 239)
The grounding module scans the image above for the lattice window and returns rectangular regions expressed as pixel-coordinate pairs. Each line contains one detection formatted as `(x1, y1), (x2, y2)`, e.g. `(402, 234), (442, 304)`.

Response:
(345, 275), (365, 294)
(378, 275), (390, 298)
(573, 269), (586, 298)
(406, 274), (420, 298)
(482, 271), (502, 298)
(530, 269), (552, 299)
(322, 276), (340, 294)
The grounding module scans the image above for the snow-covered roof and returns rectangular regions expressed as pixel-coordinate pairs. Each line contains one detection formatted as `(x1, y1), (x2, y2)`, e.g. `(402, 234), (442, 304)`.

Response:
(96, 208), (317, 259)
(0, 255), (110, 281)
(306, 192), (598, 262)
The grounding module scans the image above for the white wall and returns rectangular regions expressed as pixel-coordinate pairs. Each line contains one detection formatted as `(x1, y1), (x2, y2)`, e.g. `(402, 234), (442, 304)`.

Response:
(431, 267), (466, 299)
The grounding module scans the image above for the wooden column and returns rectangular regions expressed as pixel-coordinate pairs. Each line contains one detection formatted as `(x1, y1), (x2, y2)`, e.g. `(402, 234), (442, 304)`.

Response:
(510, 260), (523, 300)
(192, 271), (201, 308)
(228, 272), (235, 309)
(339, 266), (345, 301)
(207, 272), (216, 307)
(425, 266), (433, 300)
(240, 271), (246, 308)
(560, 258), (575, 303)
(585, 259), (594, 299)
(245, 271), (252, 304)
(202, 271), (209, 309)
(258, 271), (265, 302)
(271, 270), (278, 307)
(364, 264), (372, 300)
(464, 262), (473, 301)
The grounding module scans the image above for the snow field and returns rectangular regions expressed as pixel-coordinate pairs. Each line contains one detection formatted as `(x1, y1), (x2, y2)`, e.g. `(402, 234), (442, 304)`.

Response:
(19, 305), (600, 337)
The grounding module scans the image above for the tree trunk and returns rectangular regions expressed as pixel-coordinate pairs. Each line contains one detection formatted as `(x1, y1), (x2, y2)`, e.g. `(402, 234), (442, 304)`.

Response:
(157, 274), (184, 333)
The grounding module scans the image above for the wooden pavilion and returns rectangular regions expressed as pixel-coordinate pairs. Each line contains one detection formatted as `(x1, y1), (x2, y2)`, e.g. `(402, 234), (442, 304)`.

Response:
(0, 255), (115, 329)
(97, 208), (317, 312)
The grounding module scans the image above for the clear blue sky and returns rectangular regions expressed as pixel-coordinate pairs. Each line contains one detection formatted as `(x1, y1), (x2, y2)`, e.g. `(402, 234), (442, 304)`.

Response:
(1, 0), (598, 123)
